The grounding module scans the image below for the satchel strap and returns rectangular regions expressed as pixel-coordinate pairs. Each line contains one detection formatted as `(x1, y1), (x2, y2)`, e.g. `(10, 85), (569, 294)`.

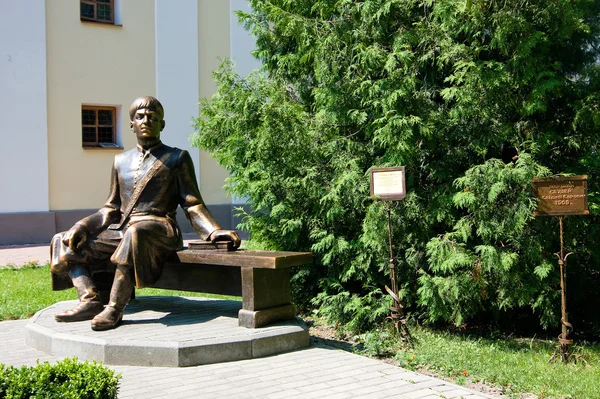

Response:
(110, 149), (177, 230)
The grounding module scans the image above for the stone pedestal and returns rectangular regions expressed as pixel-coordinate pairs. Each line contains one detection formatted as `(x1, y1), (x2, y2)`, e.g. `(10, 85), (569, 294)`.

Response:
(26, 296), (310, 367)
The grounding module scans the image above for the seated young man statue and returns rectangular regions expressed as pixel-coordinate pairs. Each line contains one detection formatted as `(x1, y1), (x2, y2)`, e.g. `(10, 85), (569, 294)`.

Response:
(50, 96), (240, 331)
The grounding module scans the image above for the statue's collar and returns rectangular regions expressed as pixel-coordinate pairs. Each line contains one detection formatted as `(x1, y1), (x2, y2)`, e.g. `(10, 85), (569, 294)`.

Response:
(137, 141), (163, 155)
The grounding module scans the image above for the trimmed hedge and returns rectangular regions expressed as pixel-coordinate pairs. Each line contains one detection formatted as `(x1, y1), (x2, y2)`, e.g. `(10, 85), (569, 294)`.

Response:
(0, 357), (120, 398)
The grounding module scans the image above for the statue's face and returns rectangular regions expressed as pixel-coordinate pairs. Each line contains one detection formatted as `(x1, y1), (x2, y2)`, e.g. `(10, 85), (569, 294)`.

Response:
(131, 108), (165, 142)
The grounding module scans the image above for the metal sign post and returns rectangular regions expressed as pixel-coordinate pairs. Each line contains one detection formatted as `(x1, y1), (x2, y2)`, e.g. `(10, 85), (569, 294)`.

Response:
(533, 175), (589, 363)
(370, 167), (410, 343)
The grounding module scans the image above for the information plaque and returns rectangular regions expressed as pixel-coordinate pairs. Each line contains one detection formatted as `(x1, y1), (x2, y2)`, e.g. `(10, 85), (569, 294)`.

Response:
(370, 166), (406, 201)
(370, 166), (410, 340)
(533, 175), (589, 216)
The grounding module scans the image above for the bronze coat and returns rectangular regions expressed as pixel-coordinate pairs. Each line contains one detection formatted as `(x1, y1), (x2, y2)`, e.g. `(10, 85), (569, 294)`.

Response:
(51, 142), (221, 287)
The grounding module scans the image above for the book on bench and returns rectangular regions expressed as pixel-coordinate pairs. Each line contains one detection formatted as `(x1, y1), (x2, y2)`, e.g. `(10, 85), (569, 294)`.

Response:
(187, 240), (234, 251)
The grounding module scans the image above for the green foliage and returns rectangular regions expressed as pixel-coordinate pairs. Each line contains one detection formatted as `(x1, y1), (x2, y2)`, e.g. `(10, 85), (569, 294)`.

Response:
(419, 154), (559, 326)
(193, 0), (600, 333)
(0, 357), (120, 398)
(354, 327), (401, 357)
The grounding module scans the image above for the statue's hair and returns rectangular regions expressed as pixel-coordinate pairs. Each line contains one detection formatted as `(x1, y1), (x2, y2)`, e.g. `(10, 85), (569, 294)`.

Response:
(129, 96), (164, 121)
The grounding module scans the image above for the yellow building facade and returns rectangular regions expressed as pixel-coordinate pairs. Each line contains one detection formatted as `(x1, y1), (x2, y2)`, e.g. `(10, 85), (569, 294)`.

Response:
(0, 0), (258, 245)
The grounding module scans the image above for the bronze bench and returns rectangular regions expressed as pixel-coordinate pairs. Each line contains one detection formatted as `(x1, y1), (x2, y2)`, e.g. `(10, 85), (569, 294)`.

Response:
(53, 249), (312, 328)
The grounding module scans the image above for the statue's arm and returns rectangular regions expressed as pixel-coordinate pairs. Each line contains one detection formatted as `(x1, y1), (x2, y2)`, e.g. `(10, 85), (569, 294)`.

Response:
(177, 150), (240, 248)
(177, 150), (222, 241)
(75, 160), (122, 235)
(177, 150), (240, 247)
(61, 160), (121, 250)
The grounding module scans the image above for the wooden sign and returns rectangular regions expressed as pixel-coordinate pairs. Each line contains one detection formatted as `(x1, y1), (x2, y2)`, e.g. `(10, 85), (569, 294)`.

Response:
(370, 167), (406, 201)
(533, 175), (589, 216)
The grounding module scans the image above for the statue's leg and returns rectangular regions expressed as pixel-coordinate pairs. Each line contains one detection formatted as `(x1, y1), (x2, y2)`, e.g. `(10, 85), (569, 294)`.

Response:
(55, 265), (104, 322)
(90, 265), (134, 331)
(90, 219), (178, 331)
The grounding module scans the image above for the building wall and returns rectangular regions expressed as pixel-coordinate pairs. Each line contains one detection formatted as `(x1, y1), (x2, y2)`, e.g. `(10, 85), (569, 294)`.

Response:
(46, 0), (157, 211)
(0, 0), (256, 245)
(0, 0), (54, 244)
(230, 0), (261, 78)
(0, 0), (49, 213)
(198, 0), (231, 207)
(230, 0), (261, 206)
(155, 0), (199, 163)
(156, 0), (233, 231)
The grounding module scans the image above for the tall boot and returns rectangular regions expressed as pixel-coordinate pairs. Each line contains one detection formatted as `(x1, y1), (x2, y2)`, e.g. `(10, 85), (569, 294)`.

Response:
(55, 265), (104, 322)
(91, 265), (134, 331)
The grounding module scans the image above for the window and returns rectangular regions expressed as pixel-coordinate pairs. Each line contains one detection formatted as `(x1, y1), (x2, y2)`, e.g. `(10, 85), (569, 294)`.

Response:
(82, 106), (118, 147)
(80, 0), (114, 24)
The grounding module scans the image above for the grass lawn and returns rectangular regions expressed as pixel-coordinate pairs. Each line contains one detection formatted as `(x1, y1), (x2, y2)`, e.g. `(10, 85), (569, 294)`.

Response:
(351, 325), (600, 399)
(396, 327), (600, 399)
(0, 263), (239, 321)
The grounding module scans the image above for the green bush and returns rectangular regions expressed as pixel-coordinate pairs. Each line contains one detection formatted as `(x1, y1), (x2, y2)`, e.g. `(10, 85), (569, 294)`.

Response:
(193, 0), (600, 334)
(0, 358), (120, 399)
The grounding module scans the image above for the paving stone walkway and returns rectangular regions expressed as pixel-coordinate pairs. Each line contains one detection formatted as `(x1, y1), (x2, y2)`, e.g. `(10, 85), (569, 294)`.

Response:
(1, 318), (495, 399)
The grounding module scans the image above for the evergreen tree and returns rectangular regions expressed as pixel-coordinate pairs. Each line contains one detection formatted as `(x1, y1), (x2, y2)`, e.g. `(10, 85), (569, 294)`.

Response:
(193, 0), (600, 334)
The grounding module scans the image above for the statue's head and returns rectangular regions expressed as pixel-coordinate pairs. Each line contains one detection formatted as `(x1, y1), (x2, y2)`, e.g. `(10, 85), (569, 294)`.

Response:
(129, 96), (164, 121)
(129, 96), (165, 146)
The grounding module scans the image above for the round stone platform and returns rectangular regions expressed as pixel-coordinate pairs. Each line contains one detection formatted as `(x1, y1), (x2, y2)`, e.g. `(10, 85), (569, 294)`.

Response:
(25, 296), (309, 367)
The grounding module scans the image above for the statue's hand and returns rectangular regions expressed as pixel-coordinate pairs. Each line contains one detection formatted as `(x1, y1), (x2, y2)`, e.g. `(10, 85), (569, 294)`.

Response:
(62, 223), (89, 251)
(209, 229), (241, 249)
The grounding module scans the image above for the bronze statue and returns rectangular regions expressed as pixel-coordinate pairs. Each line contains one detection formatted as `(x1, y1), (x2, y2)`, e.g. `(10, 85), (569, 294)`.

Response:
(50, 96), (240, 331)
